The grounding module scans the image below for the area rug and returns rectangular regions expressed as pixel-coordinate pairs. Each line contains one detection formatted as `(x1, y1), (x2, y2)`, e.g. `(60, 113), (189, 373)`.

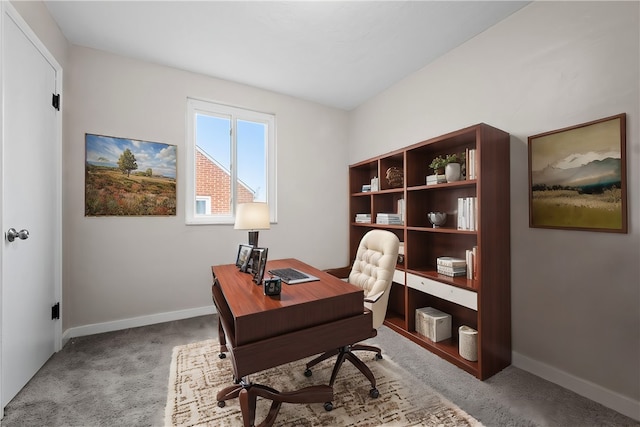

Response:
(165, 339), (483, 426)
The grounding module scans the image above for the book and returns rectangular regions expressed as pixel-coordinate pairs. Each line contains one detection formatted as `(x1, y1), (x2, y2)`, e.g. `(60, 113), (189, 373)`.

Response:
(456, 197), (478, 231)
(438, 270), (467, 277)
(472, 246), (478, 280)
(466, 149), (477, 180)
(457, 198), (465, 230)
(471, 149), (477, 180)
(466, 248), (478, 279)
(426, 174), (446, 185)
(355, 213), (371, 223)
(436, 257), (466, 267)
(397, 198), (405, 222)
(376, 213), (403, 225)
(437, 266), (466, 274)
(376, 218), (403, 225)
(465, 147), (470, 179)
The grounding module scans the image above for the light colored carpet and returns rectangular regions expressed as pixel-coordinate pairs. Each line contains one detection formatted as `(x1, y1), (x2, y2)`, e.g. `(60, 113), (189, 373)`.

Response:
(165, 339), (483, 426)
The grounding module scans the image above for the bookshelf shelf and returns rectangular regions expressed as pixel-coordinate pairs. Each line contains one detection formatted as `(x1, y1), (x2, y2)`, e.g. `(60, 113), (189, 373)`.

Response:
(348, 123), (511, 380)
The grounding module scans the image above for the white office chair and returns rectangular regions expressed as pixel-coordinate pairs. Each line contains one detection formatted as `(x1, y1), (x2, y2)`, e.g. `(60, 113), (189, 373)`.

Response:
(304, 229), (400, 400)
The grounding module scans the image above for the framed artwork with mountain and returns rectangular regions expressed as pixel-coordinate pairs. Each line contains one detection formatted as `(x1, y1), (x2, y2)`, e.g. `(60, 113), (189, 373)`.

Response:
(528, 113), (627, 233)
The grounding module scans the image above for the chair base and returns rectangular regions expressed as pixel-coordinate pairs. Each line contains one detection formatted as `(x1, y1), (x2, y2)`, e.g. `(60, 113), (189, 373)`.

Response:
(304, 343), (382, 398)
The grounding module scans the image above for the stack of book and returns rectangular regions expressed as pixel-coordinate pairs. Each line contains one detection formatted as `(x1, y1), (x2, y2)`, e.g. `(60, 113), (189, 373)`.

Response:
(426, 174), (446, 186)
(465, 148), (477, 180)
(376, 213), (403, 225)
(457, 197), (478, 231)
(397, 198), (405, 222)
(436, 256), (467, 277)
(354, 213), (371, 224)
(465, 246), (478, 280)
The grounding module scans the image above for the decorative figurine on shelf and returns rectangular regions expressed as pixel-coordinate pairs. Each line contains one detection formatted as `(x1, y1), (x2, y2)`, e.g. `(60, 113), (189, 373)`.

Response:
(386, 167), (403, 188)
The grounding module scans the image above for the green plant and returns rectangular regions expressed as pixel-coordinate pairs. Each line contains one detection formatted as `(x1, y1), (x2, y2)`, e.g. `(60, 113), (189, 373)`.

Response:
(445, 152), (465, 165)
(429, 152), (466, 171)
(429, 156), (448, 171)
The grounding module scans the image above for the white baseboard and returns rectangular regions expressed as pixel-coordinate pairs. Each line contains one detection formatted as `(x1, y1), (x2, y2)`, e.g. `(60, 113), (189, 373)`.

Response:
(512, 351), (640, 421)
(61, 305), (217, 346)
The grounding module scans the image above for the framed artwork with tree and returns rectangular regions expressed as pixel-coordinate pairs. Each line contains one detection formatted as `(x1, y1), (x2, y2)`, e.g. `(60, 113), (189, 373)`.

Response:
(85, 133), (177, 216)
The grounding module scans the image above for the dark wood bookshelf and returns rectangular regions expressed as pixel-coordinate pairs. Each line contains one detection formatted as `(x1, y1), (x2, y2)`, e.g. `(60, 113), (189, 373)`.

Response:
(348, 123), (511, 380)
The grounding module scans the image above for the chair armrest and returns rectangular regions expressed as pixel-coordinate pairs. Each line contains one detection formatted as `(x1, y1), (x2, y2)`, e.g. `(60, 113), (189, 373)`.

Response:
(364, 290), (385, 304)
(323, 266), (351, 279)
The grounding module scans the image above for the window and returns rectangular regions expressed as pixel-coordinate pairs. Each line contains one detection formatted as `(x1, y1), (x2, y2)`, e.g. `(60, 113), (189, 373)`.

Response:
(186, 98), (276, 224)
(195, 196), (211, 215)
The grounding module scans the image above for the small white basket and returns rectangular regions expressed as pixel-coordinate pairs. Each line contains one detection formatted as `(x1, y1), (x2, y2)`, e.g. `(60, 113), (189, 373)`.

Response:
(458, 325), (478, 362)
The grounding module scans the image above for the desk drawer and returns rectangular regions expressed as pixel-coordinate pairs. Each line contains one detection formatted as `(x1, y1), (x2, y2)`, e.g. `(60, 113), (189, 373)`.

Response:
(406, 273), (477, 310)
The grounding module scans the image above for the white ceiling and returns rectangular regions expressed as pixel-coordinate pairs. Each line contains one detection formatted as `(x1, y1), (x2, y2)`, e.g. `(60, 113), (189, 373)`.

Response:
(44, 1), (529, 111)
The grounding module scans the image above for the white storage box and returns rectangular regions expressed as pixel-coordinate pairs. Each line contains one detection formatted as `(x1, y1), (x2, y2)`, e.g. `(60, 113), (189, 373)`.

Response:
(415, 307), (452, 342)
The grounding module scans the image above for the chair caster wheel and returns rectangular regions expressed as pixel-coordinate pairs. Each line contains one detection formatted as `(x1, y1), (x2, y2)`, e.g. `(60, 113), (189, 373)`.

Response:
(369, 388), (379, 398)
(304, 368), (312, 377)
(218, 353), (226, 359)
(217, 401), (226, 408)
(375, 353), (383, 360)
(324, 402), (333, 411)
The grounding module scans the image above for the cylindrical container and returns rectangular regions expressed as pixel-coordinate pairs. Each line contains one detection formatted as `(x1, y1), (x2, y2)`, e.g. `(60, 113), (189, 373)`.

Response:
(458, 325), (478, 362)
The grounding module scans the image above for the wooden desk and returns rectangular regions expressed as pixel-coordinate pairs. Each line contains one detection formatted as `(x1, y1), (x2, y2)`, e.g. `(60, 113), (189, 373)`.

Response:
(211, 258), (373, 427)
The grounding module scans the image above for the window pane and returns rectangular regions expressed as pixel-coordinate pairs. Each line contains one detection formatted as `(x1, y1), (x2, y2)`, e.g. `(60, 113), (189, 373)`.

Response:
(237, 120), (267, 203)
(196, 114), (231, 215)
(195, 199), (207, 215)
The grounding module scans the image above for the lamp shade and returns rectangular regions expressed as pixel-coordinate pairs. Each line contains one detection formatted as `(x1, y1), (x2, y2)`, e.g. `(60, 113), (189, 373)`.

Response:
(234, 202), (270, 230)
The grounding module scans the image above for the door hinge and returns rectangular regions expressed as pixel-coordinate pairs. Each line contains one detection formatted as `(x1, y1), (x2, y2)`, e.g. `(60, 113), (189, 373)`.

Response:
(52, 93), (60, 110)
(51, 302), (60, 320)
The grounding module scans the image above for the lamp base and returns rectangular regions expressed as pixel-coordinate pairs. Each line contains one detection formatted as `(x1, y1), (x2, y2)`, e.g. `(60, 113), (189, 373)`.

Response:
(248, 231), (259, 247)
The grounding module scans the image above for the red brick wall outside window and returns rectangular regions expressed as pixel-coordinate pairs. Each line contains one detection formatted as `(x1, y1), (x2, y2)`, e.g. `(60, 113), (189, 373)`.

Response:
(196, 149), (255, 214)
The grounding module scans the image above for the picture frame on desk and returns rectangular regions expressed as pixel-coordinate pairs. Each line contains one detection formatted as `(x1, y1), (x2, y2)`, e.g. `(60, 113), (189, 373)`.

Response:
(248, 247), (268, 285)
(236, 244), (253, 272)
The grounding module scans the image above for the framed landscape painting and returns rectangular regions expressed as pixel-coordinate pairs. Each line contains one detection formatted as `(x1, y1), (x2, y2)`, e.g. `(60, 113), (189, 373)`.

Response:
(85, 134), (177, 216)
(528, 113), (627, 233)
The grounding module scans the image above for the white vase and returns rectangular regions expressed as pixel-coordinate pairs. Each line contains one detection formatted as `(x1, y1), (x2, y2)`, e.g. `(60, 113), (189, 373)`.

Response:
(445, 163), (461, 182)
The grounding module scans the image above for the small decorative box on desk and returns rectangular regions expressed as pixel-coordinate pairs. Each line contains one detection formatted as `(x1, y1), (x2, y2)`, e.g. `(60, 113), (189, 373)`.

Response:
(415, 307), (452, 342)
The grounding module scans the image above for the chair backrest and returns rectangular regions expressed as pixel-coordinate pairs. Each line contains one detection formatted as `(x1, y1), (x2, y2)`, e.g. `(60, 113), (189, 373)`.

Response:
(348, 230), (400, 329)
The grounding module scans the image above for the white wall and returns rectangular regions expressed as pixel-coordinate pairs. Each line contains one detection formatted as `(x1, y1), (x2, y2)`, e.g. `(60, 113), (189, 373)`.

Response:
(62, 46), (350, 330)
(10, 1), (67, 68)
(348, 1), (639, 419)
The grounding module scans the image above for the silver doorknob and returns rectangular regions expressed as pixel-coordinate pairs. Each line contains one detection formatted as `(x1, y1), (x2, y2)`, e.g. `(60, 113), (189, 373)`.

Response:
(6, 228), (29, 242)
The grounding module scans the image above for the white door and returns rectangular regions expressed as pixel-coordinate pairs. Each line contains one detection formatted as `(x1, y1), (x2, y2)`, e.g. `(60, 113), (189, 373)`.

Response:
(1, 6), (62, 410)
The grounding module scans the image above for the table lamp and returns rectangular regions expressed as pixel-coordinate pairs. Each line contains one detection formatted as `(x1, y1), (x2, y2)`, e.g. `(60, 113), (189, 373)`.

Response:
(234, 202), (270, 247)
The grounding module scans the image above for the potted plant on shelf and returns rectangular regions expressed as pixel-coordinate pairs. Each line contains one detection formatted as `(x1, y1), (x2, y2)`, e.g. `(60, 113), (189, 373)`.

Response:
(429, 156), (448, 175)
(429, 152), (465, 182)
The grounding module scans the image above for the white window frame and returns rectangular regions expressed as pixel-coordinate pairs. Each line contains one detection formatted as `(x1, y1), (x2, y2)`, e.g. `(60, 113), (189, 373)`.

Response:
(186, 98), (277, 225)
